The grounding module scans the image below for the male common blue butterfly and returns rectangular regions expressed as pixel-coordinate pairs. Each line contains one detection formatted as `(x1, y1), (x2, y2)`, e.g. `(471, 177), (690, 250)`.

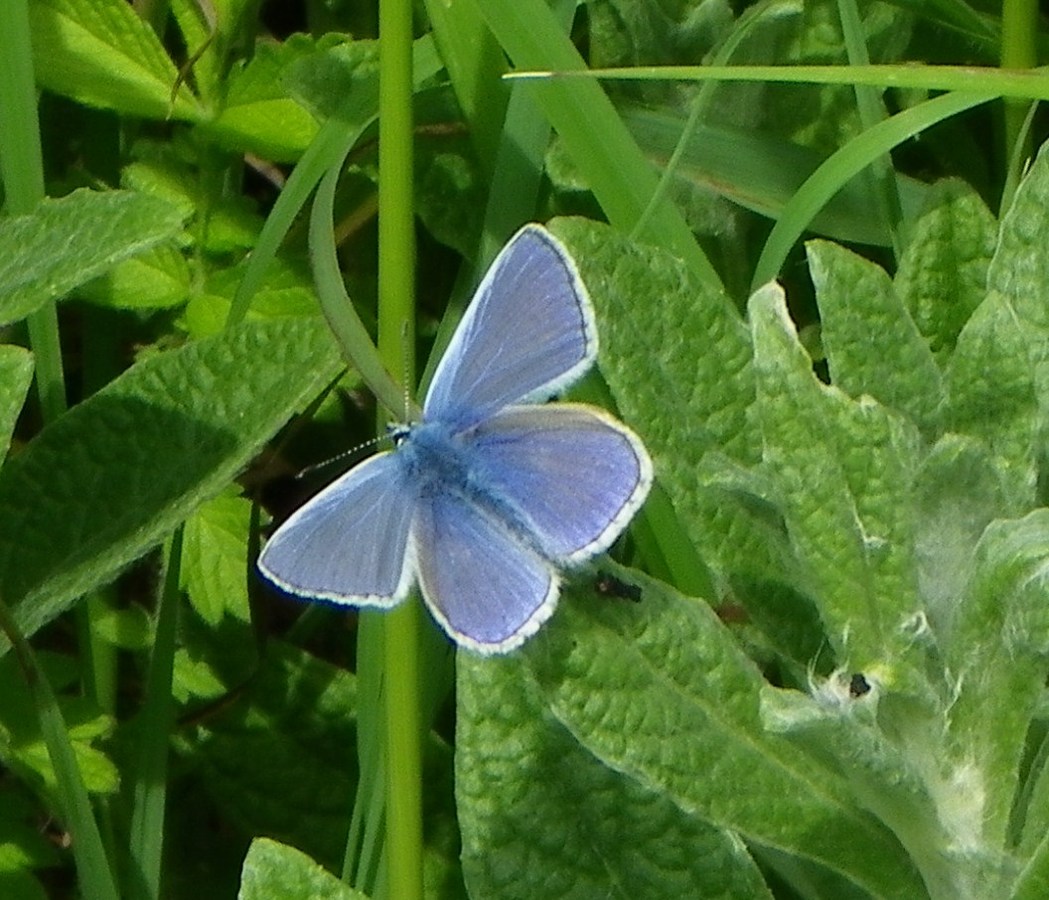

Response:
(258, 224), (653, 654)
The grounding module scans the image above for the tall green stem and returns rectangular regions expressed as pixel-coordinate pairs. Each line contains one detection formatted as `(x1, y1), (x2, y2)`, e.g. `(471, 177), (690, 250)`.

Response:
(376, 0), (423, 897)
(0, 0), (66, 420)
(1000, 0), (1039, 211)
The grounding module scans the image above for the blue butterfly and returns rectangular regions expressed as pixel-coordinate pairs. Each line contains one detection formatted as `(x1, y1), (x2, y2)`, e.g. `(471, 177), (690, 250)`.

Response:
(259, 224), (653, 653)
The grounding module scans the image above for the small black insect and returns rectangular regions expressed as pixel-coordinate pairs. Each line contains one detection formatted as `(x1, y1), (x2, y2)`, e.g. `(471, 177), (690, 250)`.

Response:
(593, 573), (642, 602)
(849, 673), (871, 698)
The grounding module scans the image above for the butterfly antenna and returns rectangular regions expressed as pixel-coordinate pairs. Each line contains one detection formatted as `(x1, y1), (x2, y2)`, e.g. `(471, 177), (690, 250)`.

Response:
(295, 433), (386, 482)
(400, 320), (414, 422)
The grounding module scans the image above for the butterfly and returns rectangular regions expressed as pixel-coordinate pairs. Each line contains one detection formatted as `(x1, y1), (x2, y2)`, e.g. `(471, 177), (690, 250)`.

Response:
(258, 224), (653, 653)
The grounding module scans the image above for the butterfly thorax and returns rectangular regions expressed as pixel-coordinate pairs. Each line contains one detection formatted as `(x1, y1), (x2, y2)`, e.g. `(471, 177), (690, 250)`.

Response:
(396, 419), (547, 557)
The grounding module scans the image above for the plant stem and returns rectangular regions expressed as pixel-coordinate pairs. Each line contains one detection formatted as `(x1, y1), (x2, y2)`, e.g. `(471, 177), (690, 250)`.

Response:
(1000, 0), (1039, 211)
(128, 529), (182, 900)
(377, 0), (424, 897)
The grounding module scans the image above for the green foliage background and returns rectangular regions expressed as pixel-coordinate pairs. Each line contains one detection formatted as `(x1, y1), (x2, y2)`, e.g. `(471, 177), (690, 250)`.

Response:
(2, 0), (1049, 898)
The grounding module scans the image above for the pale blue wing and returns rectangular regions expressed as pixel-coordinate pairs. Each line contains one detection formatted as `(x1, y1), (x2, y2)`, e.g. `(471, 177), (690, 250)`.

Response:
(412, 489), (559, 654)
(258, 452), (417, 606)
(424, 225), (597, 429)
(467, 403), (653, 563)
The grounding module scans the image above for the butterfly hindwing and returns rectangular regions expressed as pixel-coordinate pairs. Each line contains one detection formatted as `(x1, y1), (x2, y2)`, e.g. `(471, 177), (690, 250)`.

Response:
(258, 452), (417, 606)
(423, 225), (597, 429)
(412, 488), (559, 653)
(466, 403), (653, 562)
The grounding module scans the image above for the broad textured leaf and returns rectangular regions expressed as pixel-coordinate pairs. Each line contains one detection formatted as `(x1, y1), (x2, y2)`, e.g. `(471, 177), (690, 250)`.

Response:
(0, 318), (341, 651)
(0, 347), (33, 465)
(239, 838), (367, 900)
(893, 180), (996, 362)
(943, 510), (1049, 850)
(945, 147), (1049, 510)
(523, 575), (926, 898)
(457, 647), (773, 899)
(0, 190), (185, 326)
(749, 284), (923, 671)
(808, 240), (943, 432)
(28, 0), (199, 120)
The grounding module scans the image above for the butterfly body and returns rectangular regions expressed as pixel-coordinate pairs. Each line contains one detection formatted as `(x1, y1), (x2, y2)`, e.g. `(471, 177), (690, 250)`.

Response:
(260, 224), (652, 653)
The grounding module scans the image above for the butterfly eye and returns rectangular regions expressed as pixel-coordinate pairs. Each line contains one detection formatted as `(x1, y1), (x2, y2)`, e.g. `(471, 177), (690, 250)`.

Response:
(387, 423), (412, 447)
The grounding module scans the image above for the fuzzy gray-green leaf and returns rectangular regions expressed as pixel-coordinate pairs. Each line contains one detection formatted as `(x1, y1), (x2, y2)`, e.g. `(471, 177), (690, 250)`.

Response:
(808, 240), (943, 432)
(945, 147), (1049, 510)
(523, 573), (926, 898)
(894, 179), (996, 362)
(944, 510), (1049, 848)
(749, 284), (922, 671)
(457, 648), (772, 899)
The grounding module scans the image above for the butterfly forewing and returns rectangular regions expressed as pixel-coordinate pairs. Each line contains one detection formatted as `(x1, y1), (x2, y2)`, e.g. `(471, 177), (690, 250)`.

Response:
(423, 226), (597, 429)
(258, 453), (417, 605)
(412, 488), (559, 653)
(467, 404), (653, 562)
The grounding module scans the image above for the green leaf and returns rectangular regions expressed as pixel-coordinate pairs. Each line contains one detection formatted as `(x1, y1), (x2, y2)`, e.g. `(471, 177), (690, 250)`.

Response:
(0, 189), (186, 326)
(239, 838), (368, 900)
(759, 682), (958, 896)
(912, 435), (1007, 636)
(0, 869), (49, 900)
(476, 0), (722, 290)
(181, 490), (252, 624)
(1013, 835), (1049, 900)
(90, 603), (151, 650)
(0, 658), (119, 799)
(944, 510), (1049, 849)
(624, 107), (933, 248)
(749, 283), (923, 671)
(457, 649), (774, 900)
(77, 243), (190, 311)
(0, 318), (341, 652)
(183, 256), (318, 339)
(943, 147), (1049, 509)
(893, 179), (997, 363)
(28, 0), (200, 120)
(0, 347), (33, 466)
(121, 155), (262, 255)
(0, 787), (60, 875)
(808, 240), (944, 432)
(522, 575), (926, 898)
(187, 643), (360, 871)
(203, 35), (323, 162)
